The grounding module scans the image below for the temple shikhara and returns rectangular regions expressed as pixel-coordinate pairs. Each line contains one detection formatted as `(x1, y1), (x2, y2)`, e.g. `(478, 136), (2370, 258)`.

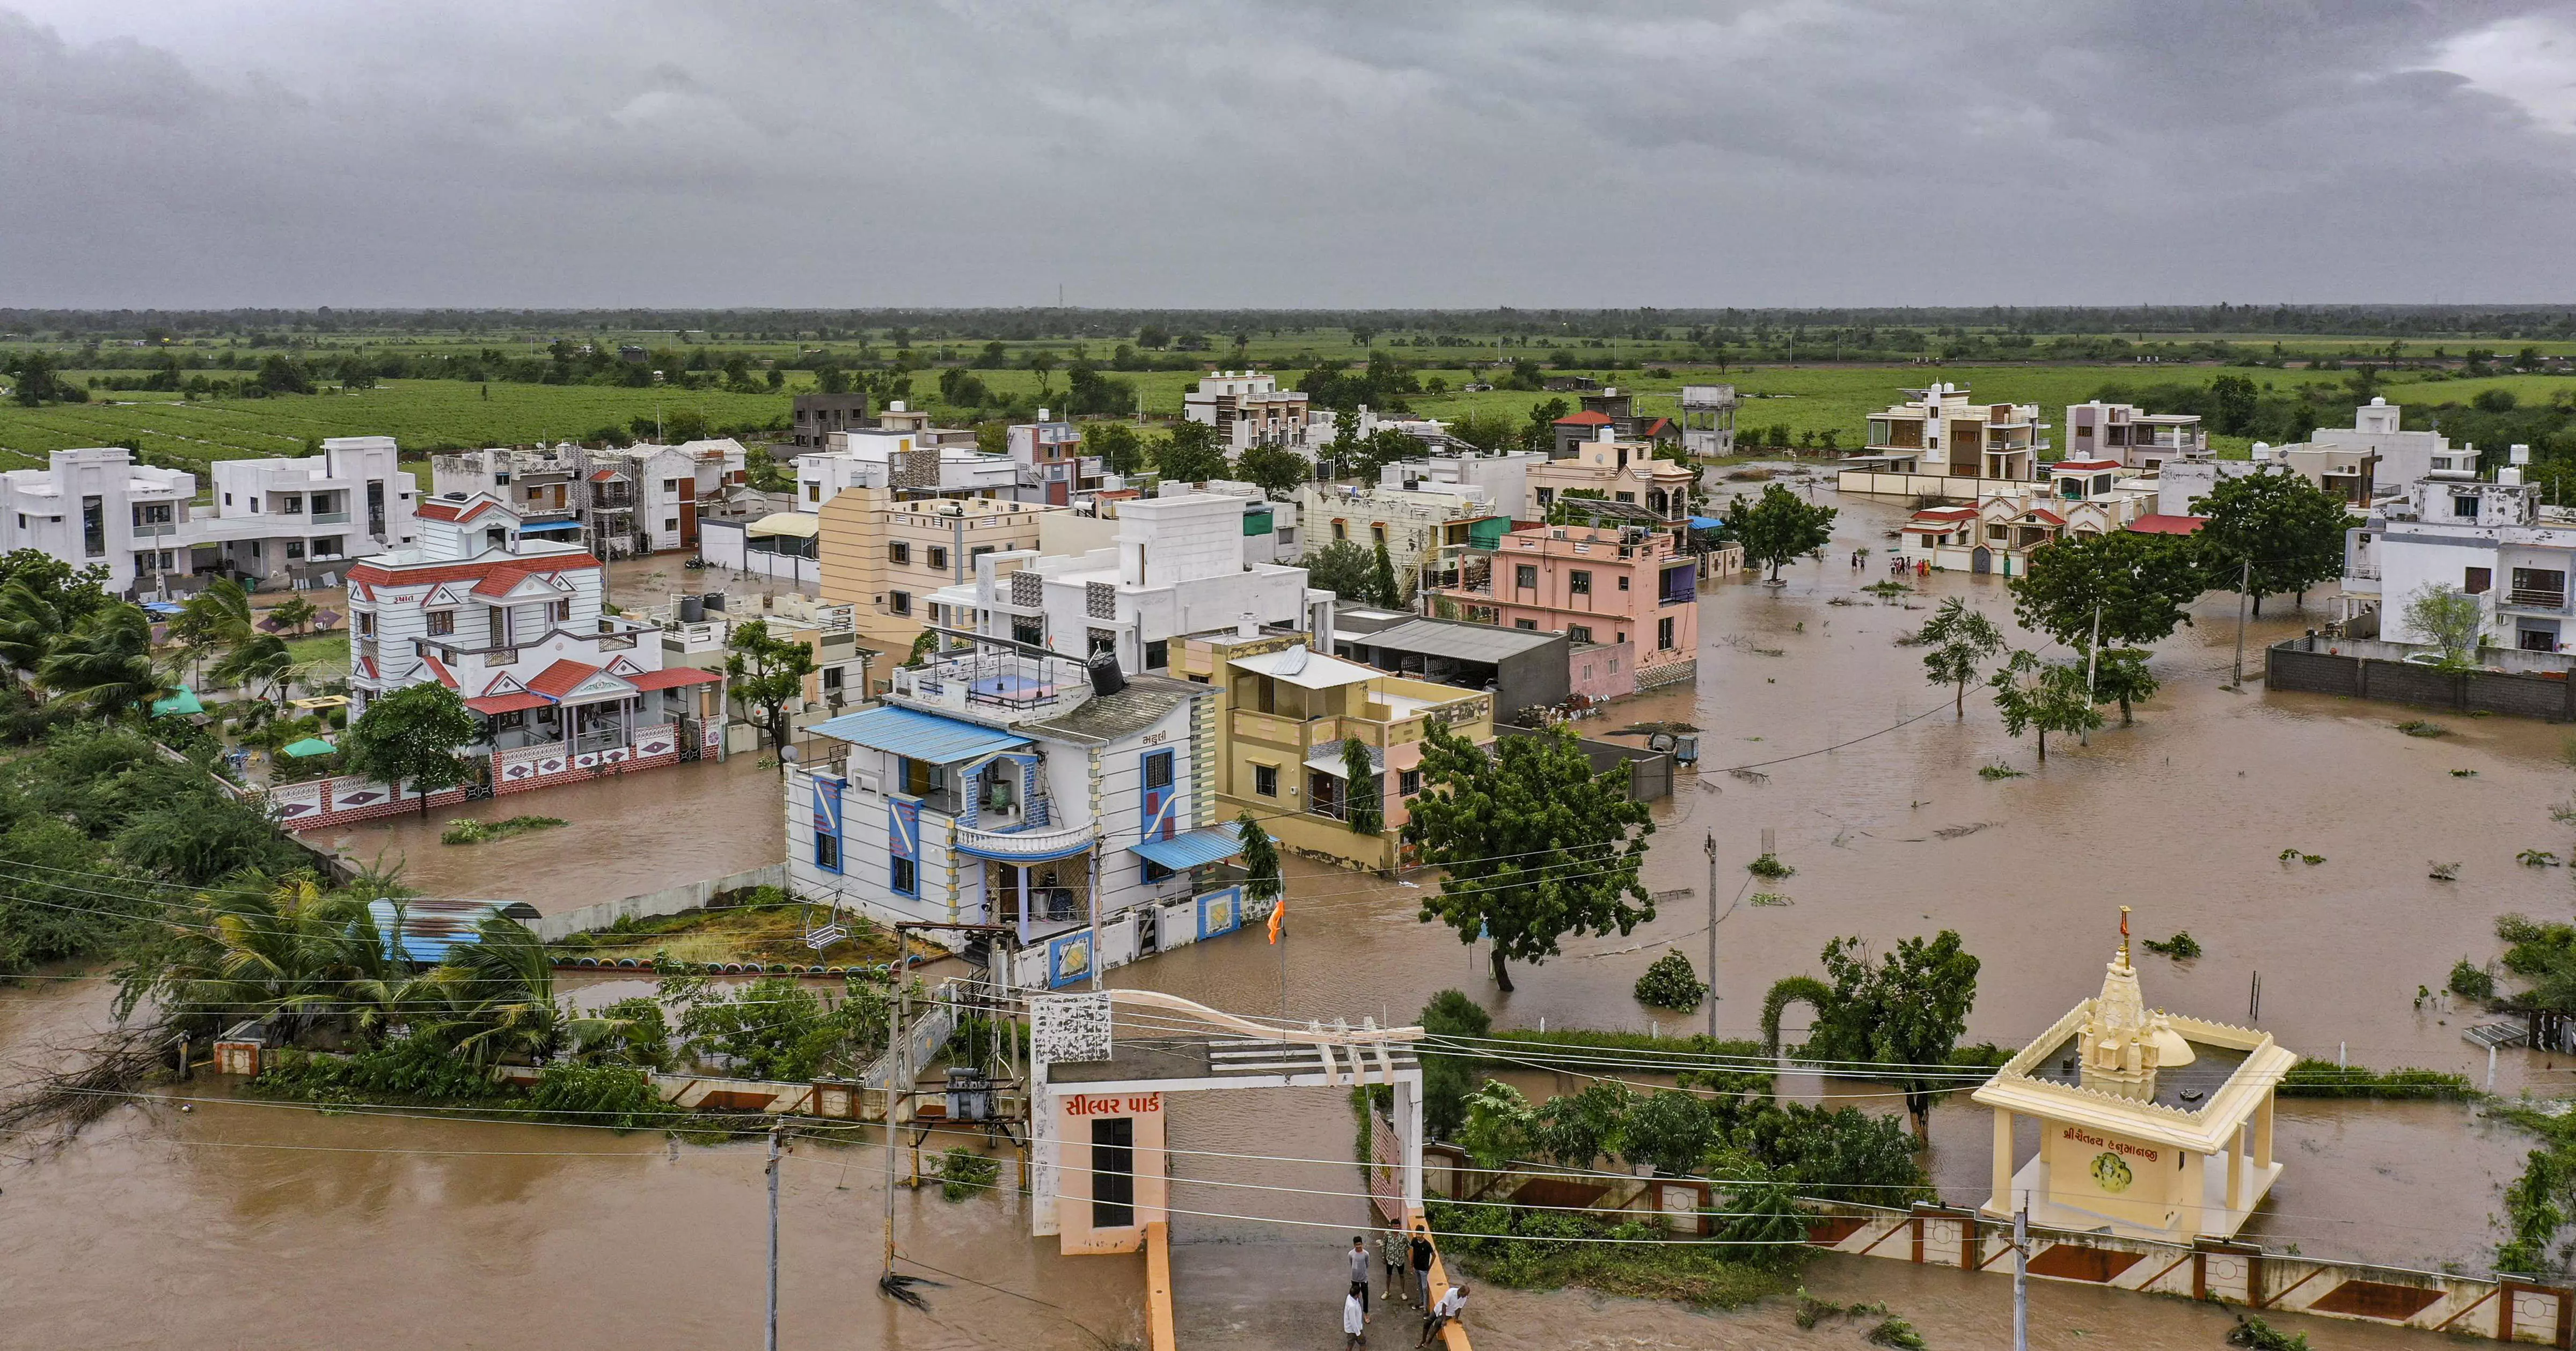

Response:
(1974, 909), (2297, 1242)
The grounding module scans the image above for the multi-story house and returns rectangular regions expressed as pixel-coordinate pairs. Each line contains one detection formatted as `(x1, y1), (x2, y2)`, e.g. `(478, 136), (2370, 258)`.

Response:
(0, 438), (419, 594)
(1861, 384), (2049, 482)
(2287, 397), (2475, 491)
(1527, 430), (1699, 526)
(815, 489), (1063, 675)
(2064, 402), (2207, 472)
(329, 493), (727, 813)
(433, 446), (586, 546)
(1293, 482), (1502, 594)
(2342, 452), (2575, 651)
(794, 429), (1020, 513)
(1550, 389), (1680, 456)
(923, 492), (1334, 676)
(1174, 626), (1497, 873)
(1008, 414), (1106, 506)
(784, 637), (1244, 989)
(2155, 441), (2382, 516)
(1428, 522), (1700, 689)
(653, 591), (876, 753)
(1892, 460), (2173, 575)
(435, 439), (749, 558)
(1184, 371), (1334, 452)
(1379, 450), (1547, 520)
(789, 392), (872, 451)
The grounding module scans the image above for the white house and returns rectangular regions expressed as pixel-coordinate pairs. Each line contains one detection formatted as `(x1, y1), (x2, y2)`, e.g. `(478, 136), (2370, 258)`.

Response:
(1379, 450), (1547, 520)
(796, 430), (1020, 513)
(925, 491), (1334, 675)
(1185, 371), (1334, 453)
(0, 438), (418, 594)
(785, 642), (1246, 990)
(2064, 402), (2207, 471)
(1892, 460), (2167, 575)
(2278, 397), (2476, 493)
(345, 492), (728, 787)
(2344, 454), (2576, 652)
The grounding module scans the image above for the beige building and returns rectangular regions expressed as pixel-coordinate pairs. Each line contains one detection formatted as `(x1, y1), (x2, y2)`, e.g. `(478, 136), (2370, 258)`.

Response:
(1974, 912), (2295, 1243)
(816, 487), (1063, 673)
(1527, 430), (1700, 523)
(1172, 627), (1494, 873)
(2064, 401), (2207, 472)
(1863, 383), (2048, 481)
(1293, 483), (1501, 599)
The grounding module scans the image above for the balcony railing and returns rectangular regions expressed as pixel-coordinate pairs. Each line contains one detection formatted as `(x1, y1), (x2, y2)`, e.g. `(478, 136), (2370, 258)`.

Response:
(313, 511), (351, 524)
(2508, 588), (2568, 610)
(131, 522), (177, 538)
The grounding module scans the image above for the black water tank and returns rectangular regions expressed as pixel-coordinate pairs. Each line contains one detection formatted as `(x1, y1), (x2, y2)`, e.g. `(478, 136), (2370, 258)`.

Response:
(1087, 653), (1125, 696)
(678, 595), (705, 622)
(701, 592), (727, 612)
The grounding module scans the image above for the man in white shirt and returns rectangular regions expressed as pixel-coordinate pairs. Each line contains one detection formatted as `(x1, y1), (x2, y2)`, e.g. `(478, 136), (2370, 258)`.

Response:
(1417, 1283), (1467, 1347)
(1344, 1289), (1367, 1348)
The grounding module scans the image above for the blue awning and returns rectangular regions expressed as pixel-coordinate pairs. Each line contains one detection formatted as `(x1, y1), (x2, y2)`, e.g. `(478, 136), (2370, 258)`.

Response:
(1688, 516), (1726, 530)
(516, 519), (583, 534)
(808, 704), (1030, 763)
(1130, 824), (1246, 871)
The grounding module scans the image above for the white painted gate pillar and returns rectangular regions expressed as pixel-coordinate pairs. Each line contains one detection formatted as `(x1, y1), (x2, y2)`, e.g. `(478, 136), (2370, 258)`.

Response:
(1393, 1076), (1425, 1212)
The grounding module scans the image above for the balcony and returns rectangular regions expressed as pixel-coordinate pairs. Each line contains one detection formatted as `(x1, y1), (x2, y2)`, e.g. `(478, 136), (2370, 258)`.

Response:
(313, 511), (351, 524)
(956, 821), (1094, 864)
(2507, 588), (2568, 611)
(131, 522), (177, 538)
(416, 637), (521, 667)
(891, 650), (1090, 723)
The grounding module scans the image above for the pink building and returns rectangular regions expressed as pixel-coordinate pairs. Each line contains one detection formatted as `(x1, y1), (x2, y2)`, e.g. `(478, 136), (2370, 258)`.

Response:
(1433, 523), (1699, 691)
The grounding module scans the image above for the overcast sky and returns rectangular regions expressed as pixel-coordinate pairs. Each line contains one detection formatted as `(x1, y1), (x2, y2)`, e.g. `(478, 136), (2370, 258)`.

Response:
(4, 1), (2574, 310)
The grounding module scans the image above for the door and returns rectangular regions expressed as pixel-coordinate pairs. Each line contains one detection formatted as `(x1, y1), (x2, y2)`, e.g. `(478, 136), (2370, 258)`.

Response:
(1971, 546), (1992, 574)
(1091, 1117), (1135, 1229)
(679, 478), (699, 547)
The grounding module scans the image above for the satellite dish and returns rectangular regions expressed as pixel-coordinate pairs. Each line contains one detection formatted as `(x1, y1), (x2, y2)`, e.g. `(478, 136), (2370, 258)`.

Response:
(779, 744), (800, 764)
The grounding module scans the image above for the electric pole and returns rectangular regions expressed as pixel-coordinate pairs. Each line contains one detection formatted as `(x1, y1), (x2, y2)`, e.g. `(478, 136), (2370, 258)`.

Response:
(2081, 604), (2102, 746)
(767, 1120), (784, 1351)
(1703, 831), (1719, 1038)
(2014, 1200), (2029, 1351)
(2230, 556), (2251, 688)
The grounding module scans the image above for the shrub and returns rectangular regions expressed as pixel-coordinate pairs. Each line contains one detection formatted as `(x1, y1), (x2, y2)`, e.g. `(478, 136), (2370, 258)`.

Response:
(527, 1063), (677, 1132)
(1746, 853), (1794, 880)
(939, 1146), (1002, 1201)
(2141, 931), (2201, 959)
(1633, 951), (1708, 1010)
(2449, 959), (2496, 1001)
(1419, 989), (1492, 1137)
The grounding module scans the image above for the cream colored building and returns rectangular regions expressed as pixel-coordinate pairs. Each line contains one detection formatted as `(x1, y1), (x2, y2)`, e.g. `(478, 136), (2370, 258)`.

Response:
(1172, 627), (1494, 873)
(1974, 913), (2295, 1243)
(1863, 383), (2048, 481)
(1527, 430), (1700, 523)
(815, 487), (1062, 676)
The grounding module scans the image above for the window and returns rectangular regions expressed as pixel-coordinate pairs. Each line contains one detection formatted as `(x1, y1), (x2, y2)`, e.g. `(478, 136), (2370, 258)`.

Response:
(814, 832), (840, 871)
(1535, 487), (1555, 506)
(927, 546), (949, 570)
(79, 495), (103, 557)
(1372, 524), (1387, 546)
(2454, 496), (2481, 520)
(1144, 752), (1175, 789)
(1254, 764), (1279, 797)
(357, 611), (375, 637)
(427, 611), (455, 637)
(1658, 616), (1676, 650)
(1514, 619), (1538, 630)
(281, 494), (303, 514)
(1399, 769), (1422, 797)
(2465, 567), (2492, 596)
(1568, 570), (1592, 594)
(1614, 491), (1636, 504)
(662, 479), (680, 494)
(889, 542), (911, 564)
(822, 666), (844, 691)
(1514, 564), (1538, 589)
(890, 856), (917, 895)
(223, 493), (233, 507)
(888, 590), (912, 616)
(1141, 858), (1174, 884)
(1333, 520), (1347, 541)
(807, 483), (821, 503)
(971, 545), (994, 562)
(551, 600), (570, 623)
(1568, 624), (1594, 644)
(1144, 638), (1168, 670)
(284, 541), (306, 560)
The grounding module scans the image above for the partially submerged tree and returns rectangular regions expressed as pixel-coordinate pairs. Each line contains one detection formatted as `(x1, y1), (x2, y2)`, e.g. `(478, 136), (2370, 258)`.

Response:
(1407, 720), (1656, 992)
(1726, 482), (1838, 582)
(726, 619), (816, 766)
(1417, 989), (1491, 1138)
(341, 683), (482, 815)
(1918, 597), (2004, 717)
(2089, 647), (2160, 725)
(1236, 810), (1282, 912)
(2405, 583), (2485, 667)
(2010, 530), (2204, 650)
(2193, 467), (2348, 614)
(1801, 930), (1982, 1143)
(1988, 650), (2101, 762)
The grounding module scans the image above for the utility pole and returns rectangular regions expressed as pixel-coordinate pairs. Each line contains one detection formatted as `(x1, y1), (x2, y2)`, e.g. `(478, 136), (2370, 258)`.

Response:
(2081, 604), (2102, 746)
(883, 942), (906, 1288)
(1703, 831), (1719, 1038)
(767, 1120), (784, 1351)
(2013, 1201), (2029, 1351)
(2230, 556), (2251, 688)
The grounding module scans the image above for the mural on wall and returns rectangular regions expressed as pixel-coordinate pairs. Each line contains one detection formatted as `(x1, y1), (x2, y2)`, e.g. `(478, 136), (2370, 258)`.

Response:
(1049, 930), (1094, 988)
(1031, 992), (1114, 1066)
(1197, 886), (1241, 941)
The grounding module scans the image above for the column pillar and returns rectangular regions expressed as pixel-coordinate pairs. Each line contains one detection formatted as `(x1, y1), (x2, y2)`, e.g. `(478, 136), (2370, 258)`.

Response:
(1990, 1109), (2014, 1213)
(2253, 1094), (2274, 1172)
(2224, 1124), (2246, 1214)
(1397, 1074), (1426, 1213)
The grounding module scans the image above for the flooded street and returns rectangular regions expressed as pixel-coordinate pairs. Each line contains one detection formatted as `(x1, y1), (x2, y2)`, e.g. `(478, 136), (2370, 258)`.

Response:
(8, 482), (2572, 1346)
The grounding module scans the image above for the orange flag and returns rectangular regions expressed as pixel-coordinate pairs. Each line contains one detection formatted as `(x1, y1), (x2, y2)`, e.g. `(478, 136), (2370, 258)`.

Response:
(1268, 895), (1286, 944)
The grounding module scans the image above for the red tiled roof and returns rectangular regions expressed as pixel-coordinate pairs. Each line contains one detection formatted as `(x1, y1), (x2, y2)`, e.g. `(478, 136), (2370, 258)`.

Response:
(466, 692), (550, 715)
(1554, 410), (1615, 426)
(2025, 508), (2067, 526)
(346, 554), (603, 589)
(471, 567), (535, 598)
(417, 497), (505, 524)
(1639, 417), (1675, 435)
(2053, 458), (2123, 472)
(624, 666), (724, 691)
(527, 658), (605, 699)
(2127, 513), (2208, 535)
(421, 653), (458, 689)
(587, 469), (621, 482)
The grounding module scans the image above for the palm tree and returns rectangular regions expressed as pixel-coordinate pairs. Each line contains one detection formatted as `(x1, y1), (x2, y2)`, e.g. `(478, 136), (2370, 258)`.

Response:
(425, 917), (638, 1067)
(144, 877), (413, 1045)
(0, 581), (62, 686)
(210, 632), (294, 704)
(38, 604), (168, 721)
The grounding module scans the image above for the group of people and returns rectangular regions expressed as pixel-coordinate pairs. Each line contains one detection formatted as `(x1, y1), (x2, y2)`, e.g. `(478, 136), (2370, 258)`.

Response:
(1342, 1225), (1466, 1348)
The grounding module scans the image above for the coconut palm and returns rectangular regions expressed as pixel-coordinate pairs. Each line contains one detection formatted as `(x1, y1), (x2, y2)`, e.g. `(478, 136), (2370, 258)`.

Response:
(209, 632), (294, 704)
(38, 604), (169, 721)
(144, 877), (413, 1044)
(424, 917), (641, 1067)
(0, 580), (62, 685)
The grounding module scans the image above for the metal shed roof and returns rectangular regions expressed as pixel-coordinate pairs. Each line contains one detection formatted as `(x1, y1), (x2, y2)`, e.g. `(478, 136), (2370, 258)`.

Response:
(808, 704), (1030, 762)
(1130, 823), (1246, 871)
(367, 898), (545, 966)
(1358, 618), (1559, 666)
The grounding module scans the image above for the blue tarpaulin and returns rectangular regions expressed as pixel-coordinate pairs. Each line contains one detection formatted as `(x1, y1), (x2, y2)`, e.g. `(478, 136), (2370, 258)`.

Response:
(1688, 516), (1727, 531)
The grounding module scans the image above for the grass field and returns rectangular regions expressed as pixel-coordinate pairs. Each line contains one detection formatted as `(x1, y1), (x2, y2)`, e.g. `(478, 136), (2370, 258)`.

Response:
(6, 356), (2568, 471)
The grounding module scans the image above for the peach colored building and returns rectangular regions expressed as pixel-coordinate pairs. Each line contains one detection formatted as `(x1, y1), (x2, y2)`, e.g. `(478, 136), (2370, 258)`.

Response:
(1527, 430), (1699, 526)
(1432, 522), (1699, 689)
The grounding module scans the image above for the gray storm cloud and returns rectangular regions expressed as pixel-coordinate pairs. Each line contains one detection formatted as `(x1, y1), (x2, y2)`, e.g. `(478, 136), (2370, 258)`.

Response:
(2, 0), (2572, 308)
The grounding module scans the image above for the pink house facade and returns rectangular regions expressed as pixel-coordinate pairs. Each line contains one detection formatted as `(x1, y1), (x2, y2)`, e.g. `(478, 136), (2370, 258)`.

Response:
(1432, 523), (1699, 690)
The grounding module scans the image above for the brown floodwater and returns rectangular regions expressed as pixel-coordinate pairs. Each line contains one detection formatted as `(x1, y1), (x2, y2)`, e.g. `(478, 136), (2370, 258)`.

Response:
(8, 483), (2570, 1347)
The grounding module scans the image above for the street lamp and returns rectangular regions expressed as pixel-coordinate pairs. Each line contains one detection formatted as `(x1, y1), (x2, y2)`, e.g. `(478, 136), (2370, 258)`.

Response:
(1703, 831), (1719, 1038)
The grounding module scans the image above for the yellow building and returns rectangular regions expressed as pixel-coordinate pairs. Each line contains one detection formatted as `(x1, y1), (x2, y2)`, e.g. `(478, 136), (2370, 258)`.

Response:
(1973, 911), (2296, 1242)
(1171, 627), (1494, 873)
(815, 487), (1060, 681)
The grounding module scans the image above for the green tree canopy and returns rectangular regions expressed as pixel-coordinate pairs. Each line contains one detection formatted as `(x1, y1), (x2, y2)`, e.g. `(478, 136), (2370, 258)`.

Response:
(1799, 930), (1982, 1142)
(1156, 421), (1230, 483)
(1340, 736), (1383, 837)
(1916, 597), (2005, 717)
(1406, 720), (1656, 992)
(342, 683), (482, 815)
(1236, 810), (1282, 908)
(1368, 537), (1404, 608)
(2009, 530), (2205, 650)
(1303, 540), (1376, 603)
(1988, 649), (2101, 762)
(2089, 647), (2160, 725)
(1085, 421), (1145, 478)
(725, 619), (816, 765)
(38, 604), (165, 722)
(1726, 482), (1838, 582)
(1418, 989), (1491, 1137)
(2192, 467), (2350, 614)
(1233, 443), (1311, 497)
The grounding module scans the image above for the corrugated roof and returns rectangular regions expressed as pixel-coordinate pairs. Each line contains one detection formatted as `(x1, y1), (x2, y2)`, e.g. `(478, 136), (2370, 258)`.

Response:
(1359, 618), (1559, 665)
(809, 705), (1030, 762)
(1131, 823), (1246, 871)
(367, 898), (544, 966)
